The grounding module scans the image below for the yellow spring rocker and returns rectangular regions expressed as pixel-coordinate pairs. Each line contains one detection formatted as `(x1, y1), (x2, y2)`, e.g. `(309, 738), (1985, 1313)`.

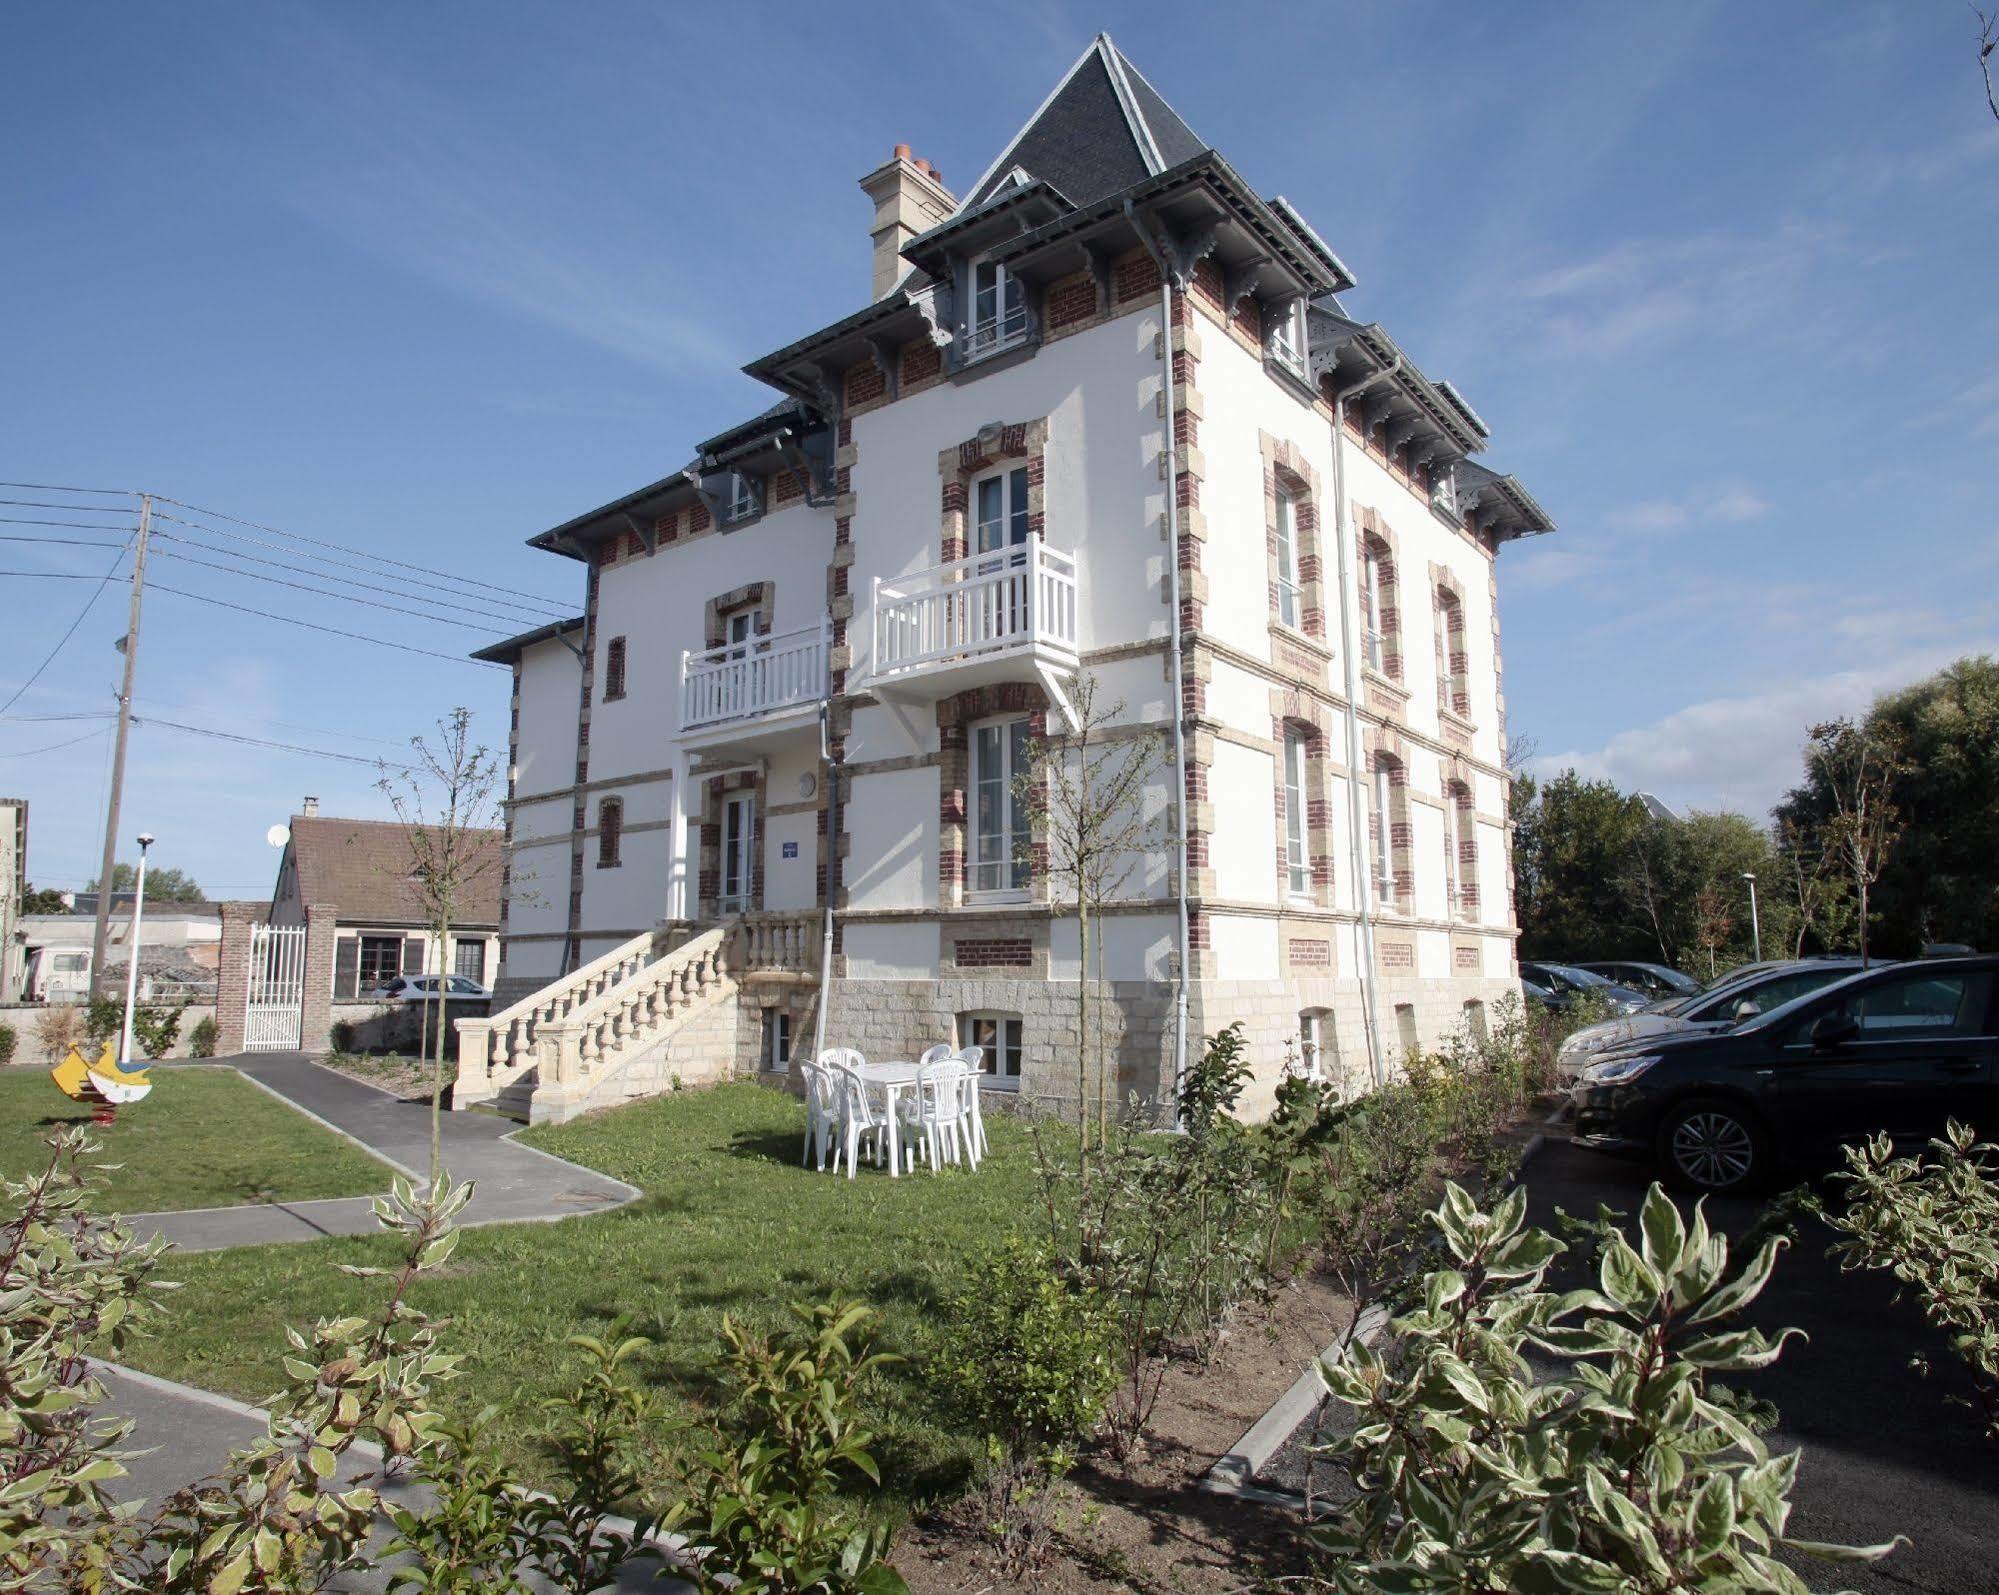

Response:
(51, 1043), (154, 1124)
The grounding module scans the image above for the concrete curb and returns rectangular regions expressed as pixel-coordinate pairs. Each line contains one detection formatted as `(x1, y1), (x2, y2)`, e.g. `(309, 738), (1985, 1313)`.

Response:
(1200, 1102), (1564, 1503)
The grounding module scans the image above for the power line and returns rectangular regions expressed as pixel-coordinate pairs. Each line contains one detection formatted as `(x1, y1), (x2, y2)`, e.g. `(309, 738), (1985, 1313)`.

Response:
(151, 510), (569, 626)
(132, 714), (404, 769)
(0, 497), (138, 513)
(148, 543), (509, 634)
(136, 698), (411, 749)
(0, 569), (125, 579)
(0, 713), (119, 724)
(0, 481), (136, 497)
(0, 532), (130, 549)
(0, 727), (111, 758)
(147, 581), (503, 667)
(157, 494), (572, 615)
(150, 519), (555, 628)
(0, 538), (130, 716)
(0, 514), (140, 531)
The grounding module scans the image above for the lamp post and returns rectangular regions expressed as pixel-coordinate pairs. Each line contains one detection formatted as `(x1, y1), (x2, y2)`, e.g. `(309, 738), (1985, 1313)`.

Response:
(118, 832), (154, 1066)
(1741, 871), (1762, 964)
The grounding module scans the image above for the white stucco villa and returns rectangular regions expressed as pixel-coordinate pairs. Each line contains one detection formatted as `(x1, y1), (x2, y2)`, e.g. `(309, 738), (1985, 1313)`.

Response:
(458, 35), (1554, 1124)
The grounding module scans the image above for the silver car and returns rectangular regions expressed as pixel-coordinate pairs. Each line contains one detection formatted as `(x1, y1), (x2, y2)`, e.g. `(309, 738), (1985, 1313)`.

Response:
(368, 974), (492, 1001)
(1555, 959), (1863, 1082)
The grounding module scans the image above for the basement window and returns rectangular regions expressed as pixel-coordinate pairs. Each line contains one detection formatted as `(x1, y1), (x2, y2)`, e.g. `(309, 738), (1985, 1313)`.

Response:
(957, 1011), (1023, 1089)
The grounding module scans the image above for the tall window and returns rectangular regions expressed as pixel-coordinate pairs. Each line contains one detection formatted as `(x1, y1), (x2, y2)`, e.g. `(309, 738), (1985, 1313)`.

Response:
(761, 1008), (792, 1069)
(1442, 791), (1461, 917)
(726, 473), (760, 523)
(720, 793), (754, 912)
(1361, 542), (1387, 672)
(1268, 299), (1308, 378)
(970, 260), (1028, 358)
(1282, 729), (1310, 899)
(974, 467), (1031, 556)
(1298, 1010), (1334, 1080)
(597, 797), (623, 868)
(1371, 763), (1395, 904)
(1435, 590), (1466, 716)
(959, 1011), (1023, 1088)
(1273, 489), (1302, 629)
(453, 938), (486, 983)
(603, 635), (627, 701)
(970, 717), (1031, 895)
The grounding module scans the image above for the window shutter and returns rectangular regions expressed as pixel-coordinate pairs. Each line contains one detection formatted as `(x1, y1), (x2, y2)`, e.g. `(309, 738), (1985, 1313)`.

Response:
(402, 937), (427, 975)
(333, 935), (360, 1000)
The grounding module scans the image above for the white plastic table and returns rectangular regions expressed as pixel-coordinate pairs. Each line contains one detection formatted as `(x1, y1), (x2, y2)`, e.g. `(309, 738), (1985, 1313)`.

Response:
(852, 1061), (920, 1177)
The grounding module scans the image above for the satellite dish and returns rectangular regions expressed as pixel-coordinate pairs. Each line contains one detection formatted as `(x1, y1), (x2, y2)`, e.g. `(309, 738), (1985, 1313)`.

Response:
(266, 824), (290, 848)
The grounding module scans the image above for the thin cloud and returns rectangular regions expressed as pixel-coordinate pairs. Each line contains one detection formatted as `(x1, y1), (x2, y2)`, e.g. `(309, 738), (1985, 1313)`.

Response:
(1603, 485), (1768, 534)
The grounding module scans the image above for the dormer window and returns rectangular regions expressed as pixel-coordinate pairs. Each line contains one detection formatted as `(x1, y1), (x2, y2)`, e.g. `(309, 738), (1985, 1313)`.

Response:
(1267, 299), (1309, 379)
(1430, 463), (1460, 519)
(726, 472), (760, 523)
(969, 260), (1029, 359)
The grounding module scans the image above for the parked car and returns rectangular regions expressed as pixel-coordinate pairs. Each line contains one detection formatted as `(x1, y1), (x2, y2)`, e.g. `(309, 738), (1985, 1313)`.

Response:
(1556, 958), (1866, 1082)
(1569, 955), (1998, 1193)
(1519, 962), (1651, 1016)
(1575, 961), (1703, 1000)
(368, 974), (491, 1001)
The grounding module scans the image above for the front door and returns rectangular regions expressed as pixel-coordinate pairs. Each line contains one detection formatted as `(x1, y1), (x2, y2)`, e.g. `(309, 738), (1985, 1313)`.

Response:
(1778, 967), (1999, 1156)
(720, 793), (755, 915)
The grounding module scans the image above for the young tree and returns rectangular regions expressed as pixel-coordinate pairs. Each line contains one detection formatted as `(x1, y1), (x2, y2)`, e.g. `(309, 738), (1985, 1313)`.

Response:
(1692, 881), (1734, 980)
(1776, 814), (1854, 957)
(1017, 673), (1164, 1165)
(1803, 717), (1907, 966)
(379, 708), (501, 1179)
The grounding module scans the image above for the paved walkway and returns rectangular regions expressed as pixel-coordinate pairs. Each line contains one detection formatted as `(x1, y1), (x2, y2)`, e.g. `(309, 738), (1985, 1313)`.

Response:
(124, 1054), (637, 1252)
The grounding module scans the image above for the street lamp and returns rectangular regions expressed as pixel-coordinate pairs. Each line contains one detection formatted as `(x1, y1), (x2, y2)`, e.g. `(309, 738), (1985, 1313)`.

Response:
(1740, 871), (1762, 964)
(118, 832), (154, 1067)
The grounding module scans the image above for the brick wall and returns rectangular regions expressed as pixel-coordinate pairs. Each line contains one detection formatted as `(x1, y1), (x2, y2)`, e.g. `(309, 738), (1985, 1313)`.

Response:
(213, 900), (261, 1055)
(301, 902), (338, 1052)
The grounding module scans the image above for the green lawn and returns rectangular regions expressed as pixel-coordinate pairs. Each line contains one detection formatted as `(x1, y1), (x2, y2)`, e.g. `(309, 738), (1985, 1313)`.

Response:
(116, 1082), (1044, 1502)
(1, 1066), (394, 1214)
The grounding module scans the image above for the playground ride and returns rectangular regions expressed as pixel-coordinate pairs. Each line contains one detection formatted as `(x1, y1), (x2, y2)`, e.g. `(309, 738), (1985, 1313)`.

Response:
(51, 1043), (155, 1124)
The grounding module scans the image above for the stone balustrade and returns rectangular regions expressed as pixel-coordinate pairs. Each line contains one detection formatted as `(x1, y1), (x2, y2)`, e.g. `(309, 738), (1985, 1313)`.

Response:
(735, 911), (818, 973)
(540, 925), (731, 1086)
(455, 927), (658, 1095)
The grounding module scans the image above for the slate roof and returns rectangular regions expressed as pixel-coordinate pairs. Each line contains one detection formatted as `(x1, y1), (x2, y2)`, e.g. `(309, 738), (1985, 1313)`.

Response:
(285, 815), (502, 929)
(962, 34), (1211, 211)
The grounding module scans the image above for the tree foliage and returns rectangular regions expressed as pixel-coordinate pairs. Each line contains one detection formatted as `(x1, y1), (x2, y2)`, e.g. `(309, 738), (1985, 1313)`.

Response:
(86, 862), (206, 903)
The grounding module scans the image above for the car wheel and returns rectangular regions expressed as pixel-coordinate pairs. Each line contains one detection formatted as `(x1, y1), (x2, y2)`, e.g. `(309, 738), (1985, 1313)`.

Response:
(1658, 1099), (1765, 1194)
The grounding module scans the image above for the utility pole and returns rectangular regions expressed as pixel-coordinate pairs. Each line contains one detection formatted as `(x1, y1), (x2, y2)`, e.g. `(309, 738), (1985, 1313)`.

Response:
(90, 493), (151, 998)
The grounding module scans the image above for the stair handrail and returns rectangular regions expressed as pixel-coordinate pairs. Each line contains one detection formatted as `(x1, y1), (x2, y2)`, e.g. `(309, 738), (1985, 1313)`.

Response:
(561, 922), (730, 1036)
(457, 926), (661, 1079)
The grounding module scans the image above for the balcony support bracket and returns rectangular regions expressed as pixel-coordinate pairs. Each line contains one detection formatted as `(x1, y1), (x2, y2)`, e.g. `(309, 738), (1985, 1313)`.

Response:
(1035, 662), (1080, 736)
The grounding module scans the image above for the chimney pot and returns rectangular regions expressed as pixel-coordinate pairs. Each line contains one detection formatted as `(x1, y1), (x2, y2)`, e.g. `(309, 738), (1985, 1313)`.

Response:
(893, 142), (911, 161)
(302, 795), (319, 818)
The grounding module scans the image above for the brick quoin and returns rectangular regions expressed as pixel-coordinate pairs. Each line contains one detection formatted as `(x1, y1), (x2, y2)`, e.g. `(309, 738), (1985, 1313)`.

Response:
(955, 939), (1032, 969)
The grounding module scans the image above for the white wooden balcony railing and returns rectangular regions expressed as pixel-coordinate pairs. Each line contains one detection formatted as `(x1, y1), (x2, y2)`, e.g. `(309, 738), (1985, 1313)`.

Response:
(872, 542), (1077, 679)
(680, 619), (830, 732)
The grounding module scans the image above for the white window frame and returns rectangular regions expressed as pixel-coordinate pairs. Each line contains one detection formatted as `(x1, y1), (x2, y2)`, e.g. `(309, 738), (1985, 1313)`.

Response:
(1298, 1010), (1333, 1080)
(762, 1008), (791, 1068)
(973, 465), (1032, 558)
(1268, 299), (1308, 379)
(1443, 792), (1461, 918)
(958, 1010), (1024, 1090)
(720, 792), (755, 914)
(969, 715), (1031, 899)
(1372, 764), (1395, 905)
(1273, 488), (1302, 630)
(726, 472), (760, 523)
(1431, 463), (1460, 518)
(1282, 729), (1311, 900)
(1361, 544), (1386, 673)
(968, 259), (1029, 360)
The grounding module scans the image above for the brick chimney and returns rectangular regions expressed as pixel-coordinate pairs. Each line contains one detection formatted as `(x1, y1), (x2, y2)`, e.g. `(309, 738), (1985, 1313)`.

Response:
(301, 795), (319, 819)
(858, 144), (956, 301)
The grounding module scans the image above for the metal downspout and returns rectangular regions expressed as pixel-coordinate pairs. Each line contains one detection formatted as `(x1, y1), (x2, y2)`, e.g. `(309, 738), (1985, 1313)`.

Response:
(1329, 356), (1401, 1089)
(812, 686), (840, 1066)
(1159, 281), (1194, 1123)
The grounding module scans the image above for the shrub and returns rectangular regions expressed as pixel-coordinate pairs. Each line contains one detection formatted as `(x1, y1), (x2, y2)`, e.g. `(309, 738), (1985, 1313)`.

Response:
(83, 994), (122, 1048)
(1311, 1180), (1900, 1591)
(187, 1014), (217, 1059)
(942, 1232), (1117, 1456)
(0, 1023), (15, 1066)
(132, 1002), (188, 1060)
(330, 1018), (356, 1053)
(34, 1002), (80, 1064)
(1825, 1120), (1999, 1439)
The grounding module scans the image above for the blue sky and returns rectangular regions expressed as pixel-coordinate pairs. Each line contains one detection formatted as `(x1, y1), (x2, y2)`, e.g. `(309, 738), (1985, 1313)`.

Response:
(4, 1), (1995, 899)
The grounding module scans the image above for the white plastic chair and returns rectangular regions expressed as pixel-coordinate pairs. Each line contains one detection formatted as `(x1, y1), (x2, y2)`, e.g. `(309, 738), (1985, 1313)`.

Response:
(917, 1042), (955, 1066)
(897, 1057), (969, 1174)
(798, 1061), (841, 1172)
(954, 1044), (988, 1161)
(827, 1059), (889, 1178)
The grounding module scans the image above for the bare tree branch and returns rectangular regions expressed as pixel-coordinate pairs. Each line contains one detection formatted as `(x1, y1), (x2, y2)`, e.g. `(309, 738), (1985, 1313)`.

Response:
(1978, 5), (1999, 123)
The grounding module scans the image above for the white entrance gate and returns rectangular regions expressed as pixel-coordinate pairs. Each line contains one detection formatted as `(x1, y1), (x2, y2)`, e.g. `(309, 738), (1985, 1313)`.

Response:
(245, 923), (307, 1051)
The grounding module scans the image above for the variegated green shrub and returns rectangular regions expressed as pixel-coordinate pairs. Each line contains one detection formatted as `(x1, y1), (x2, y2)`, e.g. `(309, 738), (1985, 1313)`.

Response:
(1312, 1181), (1901, 1593)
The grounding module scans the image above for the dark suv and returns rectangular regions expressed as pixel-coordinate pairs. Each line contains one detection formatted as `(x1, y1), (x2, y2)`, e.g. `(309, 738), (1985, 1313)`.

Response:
(1569, 956), (1999, 1192)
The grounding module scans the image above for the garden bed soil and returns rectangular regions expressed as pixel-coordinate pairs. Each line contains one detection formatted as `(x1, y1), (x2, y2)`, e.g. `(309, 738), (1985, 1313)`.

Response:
(897, 1265), (1356, 1594)
(321, 1051), (450, 1104)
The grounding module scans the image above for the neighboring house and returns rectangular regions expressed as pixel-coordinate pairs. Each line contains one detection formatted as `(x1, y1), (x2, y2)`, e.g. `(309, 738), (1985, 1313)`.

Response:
(269, 803), (502, 998)
(14, 907), (220, 1003)
(472, 36), (1554, 1123)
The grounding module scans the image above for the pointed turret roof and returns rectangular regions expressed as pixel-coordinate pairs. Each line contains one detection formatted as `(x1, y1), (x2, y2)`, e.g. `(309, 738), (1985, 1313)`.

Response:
(959, 34), (1210, 213)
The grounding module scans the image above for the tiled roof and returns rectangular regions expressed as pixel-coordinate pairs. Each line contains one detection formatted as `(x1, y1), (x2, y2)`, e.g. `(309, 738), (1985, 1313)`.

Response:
(287, 815), (502, 929)
(962, 34), (1211, 212)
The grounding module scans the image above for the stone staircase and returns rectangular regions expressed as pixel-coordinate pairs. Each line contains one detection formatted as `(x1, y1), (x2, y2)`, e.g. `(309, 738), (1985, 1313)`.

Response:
(455, 913), (817, 1124)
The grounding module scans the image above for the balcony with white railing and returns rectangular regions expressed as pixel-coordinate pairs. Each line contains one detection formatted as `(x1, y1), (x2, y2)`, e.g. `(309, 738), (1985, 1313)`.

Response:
(679, 619), (830, 748)
(869, 542), (1078, 701)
